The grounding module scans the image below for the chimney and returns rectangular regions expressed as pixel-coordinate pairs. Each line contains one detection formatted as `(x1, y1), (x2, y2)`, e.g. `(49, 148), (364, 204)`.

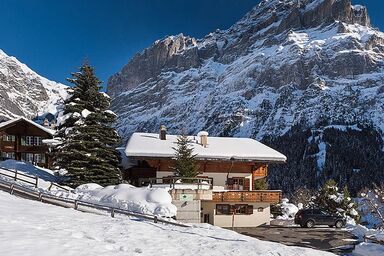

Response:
(159, 125), (167, 140)
(197, 131), (209, 147)
(43, 118), (49, 127)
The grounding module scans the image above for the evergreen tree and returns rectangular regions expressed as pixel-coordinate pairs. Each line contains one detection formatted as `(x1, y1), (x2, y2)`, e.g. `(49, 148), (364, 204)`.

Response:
(254, 178), (268, 190)
(312, 179), (360, 221)
(53, 63), (121, 187)
(172, 134), (199, 178)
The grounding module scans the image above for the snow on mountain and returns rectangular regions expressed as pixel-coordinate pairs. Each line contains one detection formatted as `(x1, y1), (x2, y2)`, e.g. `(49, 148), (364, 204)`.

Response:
(0, 49), (67, 120)
(107, 0), (384, 143)
(0, 191), (334, 256)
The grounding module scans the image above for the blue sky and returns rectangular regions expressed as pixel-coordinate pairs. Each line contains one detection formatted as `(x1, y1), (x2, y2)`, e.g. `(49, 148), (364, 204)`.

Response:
(0, 0), (382, 88)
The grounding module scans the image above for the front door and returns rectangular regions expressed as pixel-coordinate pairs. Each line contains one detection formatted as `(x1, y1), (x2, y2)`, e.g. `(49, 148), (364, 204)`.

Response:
(203, 214), (210, 223)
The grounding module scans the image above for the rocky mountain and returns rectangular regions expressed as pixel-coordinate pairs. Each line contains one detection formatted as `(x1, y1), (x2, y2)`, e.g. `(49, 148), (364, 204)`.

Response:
(108, 0), (384, 194)
(0, 49), (67, 121)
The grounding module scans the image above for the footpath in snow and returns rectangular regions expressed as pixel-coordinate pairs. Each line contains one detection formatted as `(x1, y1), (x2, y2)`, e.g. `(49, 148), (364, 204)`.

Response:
(0, 191), (334, 256)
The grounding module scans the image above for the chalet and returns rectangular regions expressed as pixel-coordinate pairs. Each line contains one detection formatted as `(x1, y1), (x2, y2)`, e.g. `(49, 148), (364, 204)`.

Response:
(0, 117), (55, 168)
(124, 128), (287, 227)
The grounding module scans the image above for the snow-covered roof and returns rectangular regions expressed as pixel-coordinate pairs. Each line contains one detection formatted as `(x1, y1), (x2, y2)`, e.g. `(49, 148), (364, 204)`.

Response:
(125, 132), (287, 163)
(0, 117), (56, 136)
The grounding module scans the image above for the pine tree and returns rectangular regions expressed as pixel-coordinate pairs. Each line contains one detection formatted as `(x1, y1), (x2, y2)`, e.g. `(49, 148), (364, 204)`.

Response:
(172, 134), (199, 178)
(53, 63), (121, 187)
(312, 179), (360, 221)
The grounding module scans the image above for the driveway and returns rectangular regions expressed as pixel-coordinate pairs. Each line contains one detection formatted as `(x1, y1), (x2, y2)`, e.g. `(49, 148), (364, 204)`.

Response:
(233, 226), (360, 254)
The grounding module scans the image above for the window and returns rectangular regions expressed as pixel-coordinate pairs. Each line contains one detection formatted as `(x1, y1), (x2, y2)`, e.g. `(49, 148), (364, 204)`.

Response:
(227, 177), (245, 190)
(26, 153), (34, 163)
(216, 204), (230, 215)
(34, 153), (45, 163)
(34, 137), (42, 146)
(2, 135), (15, 142)
(5, 135), (14, 141)
(26, 136), (34, 146)
(216, 204), (253, 215)
(234, 204), (253, 215)
(1, 152), (15, 159)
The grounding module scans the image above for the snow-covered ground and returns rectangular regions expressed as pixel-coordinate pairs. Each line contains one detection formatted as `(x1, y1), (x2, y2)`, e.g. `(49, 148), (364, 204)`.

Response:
(0, 191), (334, 256)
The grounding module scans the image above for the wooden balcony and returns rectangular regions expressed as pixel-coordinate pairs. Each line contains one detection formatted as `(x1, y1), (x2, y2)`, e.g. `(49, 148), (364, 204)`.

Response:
(211, 190), (282, 204)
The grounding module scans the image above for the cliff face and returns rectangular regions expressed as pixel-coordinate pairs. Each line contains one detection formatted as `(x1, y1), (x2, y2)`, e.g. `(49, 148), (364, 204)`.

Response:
(108, 0), (384, 193)
(108, 0), (383, 141)
(0, 50), (67, 120)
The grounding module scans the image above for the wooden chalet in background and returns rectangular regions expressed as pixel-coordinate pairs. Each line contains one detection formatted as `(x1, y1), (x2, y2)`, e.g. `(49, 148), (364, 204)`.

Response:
(0, 117), (55, 168)
(123, 128), (287, 227)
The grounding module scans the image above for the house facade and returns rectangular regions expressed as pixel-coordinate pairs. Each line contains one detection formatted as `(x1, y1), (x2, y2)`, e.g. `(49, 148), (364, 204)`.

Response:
(124, 129), (287, 227)
(0, 117), (55, 168)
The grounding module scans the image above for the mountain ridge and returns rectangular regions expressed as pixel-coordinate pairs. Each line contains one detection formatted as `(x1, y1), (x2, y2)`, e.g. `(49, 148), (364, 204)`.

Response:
(107, 0), (384, 193)
(107, 0), (384, 141)
(0, 49), (67, 121)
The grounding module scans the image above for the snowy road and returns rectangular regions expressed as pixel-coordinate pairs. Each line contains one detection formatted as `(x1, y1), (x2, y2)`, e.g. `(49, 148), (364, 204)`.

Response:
(0, 191), (334, 256)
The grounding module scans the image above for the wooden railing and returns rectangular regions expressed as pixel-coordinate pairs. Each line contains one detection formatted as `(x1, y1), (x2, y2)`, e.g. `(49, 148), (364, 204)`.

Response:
(0, 174), (188, 227)
(364, 235), (384, 245)
(0, 167), (70, 192)
(212, 190), (282, 203)
(138, 177), (214, 190)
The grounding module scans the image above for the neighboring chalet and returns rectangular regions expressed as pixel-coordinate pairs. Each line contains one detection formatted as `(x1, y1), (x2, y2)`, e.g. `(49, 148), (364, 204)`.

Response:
(124, 128), (287, 227)
(0, 117), (55, 168)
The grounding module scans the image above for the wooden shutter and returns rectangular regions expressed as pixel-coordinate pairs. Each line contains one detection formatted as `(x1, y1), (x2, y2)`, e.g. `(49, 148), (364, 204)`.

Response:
(244, 178), (250, 191)
(246, 205), (254, 215)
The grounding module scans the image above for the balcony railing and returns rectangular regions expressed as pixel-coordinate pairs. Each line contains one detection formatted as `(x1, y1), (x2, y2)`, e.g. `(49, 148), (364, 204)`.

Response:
(138, 176), (214, 190)
(211, 190), (282, 203)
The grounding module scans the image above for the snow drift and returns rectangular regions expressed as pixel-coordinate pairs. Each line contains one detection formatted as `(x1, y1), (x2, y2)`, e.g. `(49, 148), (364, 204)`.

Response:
(72, 183), (177, 217)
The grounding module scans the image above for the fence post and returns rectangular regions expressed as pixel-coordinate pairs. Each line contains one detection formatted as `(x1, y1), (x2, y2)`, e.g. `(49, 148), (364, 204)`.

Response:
(39, 193), (43, 201)
(111, 208), (115, 218)
(35, 176), (38, 188)
(74, 200), (78, 210)
(154, 216), (158, 223)
(14, 170), (18, 181)
(10, 184), (14, 195)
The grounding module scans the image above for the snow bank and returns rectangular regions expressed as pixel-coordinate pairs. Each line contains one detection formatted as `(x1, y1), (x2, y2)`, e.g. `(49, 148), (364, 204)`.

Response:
(276, 198), (299, 220)
(354, 243), (384, 256)
(0, 159), (58, 182)
(71, 183), (177, 217)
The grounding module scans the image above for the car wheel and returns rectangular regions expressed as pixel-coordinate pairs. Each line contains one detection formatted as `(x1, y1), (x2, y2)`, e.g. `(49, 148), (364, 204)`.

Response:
(335, 220), (343, 228)
(306, 220), (315, 228)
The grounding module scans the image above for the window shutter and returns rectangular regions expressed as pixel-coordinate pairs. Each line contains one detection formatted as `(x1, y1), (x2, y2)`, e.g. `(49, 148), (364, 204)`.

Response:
(244, 178), (250, 191)
(246, 205), (254, 214)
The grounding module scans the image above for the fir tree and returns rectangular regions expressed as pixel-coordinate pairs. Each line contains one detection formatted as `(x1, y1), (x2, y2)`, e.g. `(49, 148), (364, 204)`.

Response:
(53, 63), (121, 187)
(312, 179), (360, 221)
(172, 133), (199, 178)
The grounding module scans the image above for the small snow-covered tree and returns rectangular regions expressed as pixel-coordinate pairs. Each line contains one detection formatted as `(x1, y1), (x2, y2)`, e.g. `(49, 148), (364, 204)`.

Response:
(290, 187), (314, 209)
(312, 179), (359, 221)
(53, 63), (121, 187)
(172, 133), (199, 178)
(358, 184), (384, 228)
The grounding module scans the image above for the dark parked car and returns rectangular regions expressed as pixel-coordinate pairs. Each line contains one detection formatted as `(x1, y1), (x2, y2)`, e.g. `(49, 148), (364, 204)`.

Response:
(294, 209), (346, 228)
